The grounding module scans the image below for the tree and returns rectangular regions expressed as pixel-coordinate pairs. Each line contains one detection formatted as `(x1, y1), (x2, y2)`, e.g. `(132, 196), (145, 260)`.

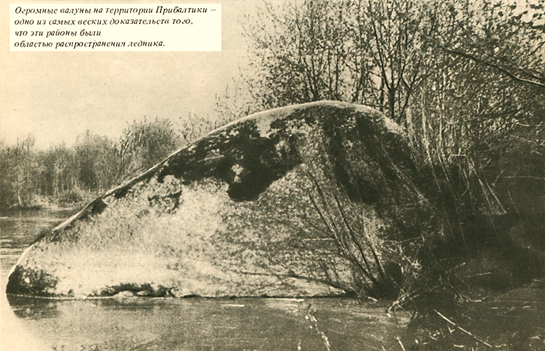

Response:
(0, 135), (39, 209)
(238, 0), (545, 302)
(242, 0), (544, 125)
(243, 0), (439, 124)
(75, 131), (118, 193)
(438, 0), (545, 89)
(38, 144), (78, 197)
(243, 0), (356, 108)
(242, 0), (544, 189)
(115, 118), (179, 181)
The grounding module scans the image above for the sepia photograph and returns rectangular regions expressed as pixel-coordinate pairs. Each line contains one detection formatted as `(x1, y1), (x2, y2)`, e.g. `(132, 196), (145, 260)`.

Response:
(1, 0), (545, 350)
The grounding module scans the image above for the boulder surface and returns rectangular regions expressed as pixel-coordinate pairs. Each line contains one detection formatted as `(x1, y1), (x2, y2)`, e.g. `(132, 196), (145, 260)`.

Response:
(7, 101), (415, 298)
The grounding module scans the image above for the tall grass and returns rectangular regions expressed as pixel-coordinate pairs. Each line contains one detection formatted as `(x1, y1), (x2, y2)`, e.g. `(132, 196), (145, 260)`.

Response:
(296, 103), (544, 307)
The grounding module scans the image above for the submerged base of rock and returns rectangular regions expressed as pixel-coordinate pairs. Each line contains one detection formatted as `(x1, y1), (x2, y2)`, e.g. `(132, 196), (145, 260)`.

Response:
(8, 265), (346, 299)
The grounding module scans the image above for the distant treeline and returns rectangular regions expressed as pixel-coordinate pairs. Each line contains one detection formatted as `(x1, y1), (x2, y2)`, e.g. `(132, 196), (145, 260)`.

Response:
(0, 108), (239, 212)
(0, 118), (181, 211)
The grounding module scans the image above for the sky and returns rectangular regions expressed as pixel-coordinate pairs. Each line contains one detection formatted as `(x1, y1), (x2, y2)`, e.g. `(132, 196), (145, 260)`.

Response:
(1, 0), (539, 150)
(0, 0), (260, 149)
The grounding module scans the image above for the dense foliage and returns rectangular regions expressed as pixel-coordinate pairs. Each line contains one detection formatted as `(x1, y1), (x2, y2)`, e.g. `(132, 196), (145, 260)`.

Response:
(0, 118), (179, 211)
(233, 0), (545, 304)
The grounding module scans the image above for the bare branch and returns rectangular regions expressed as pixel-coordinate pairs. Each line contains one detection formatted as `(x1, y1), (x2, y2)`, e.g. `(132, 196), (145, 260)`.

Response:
(443, 48), (545, 89)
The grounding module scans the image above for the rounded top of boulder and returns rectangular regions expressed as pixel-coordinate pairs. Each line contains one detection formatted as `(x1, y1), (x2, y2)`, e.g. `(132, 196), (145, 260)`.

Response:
(52, 101), (408, 233)
(213, 100), (404, 138)
(7, 101), (416, 299)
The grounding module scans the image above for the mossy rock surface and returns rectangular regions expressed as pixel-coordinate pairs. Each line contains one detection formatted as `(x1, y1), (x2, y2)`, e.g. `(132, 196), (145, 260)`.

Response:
(7, 101), (416, 298)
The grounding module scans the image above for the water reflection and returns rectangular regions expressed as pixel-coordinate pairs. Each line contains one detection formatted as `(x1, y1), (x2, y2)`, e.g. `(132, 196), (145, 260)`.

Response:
(3, 210), (545, 350)
(5, 295), (409, 351)
(8, 295), (61, 320)
(1, 209), (77, 351)
(1, 209), (76, 274)
(1, 210), (410, 351)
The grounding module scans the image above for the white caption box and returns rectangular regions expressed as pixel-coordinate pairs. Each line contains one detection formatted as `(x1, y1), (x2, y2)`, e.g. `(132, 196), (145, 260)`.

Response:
(10, 3), (221, 51)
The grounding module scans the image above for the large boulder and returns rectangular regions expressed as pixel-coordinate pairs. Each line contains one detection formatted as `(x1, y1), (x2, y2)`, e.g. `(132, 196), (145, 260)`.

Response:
(7, 101), (418, 299)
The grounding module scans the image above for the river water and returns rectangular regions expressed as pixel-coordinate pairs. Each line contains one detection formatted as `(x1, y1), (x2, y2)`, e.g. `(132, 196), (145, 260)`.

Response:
(0, 210), (411, 351)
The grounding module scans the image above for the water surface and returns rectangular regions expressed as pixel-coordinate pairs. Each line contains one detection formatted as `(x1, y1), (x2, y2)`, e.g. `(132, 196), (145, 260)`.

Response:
(1, 210), (410, 351)
(5, 210), (544, 350)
